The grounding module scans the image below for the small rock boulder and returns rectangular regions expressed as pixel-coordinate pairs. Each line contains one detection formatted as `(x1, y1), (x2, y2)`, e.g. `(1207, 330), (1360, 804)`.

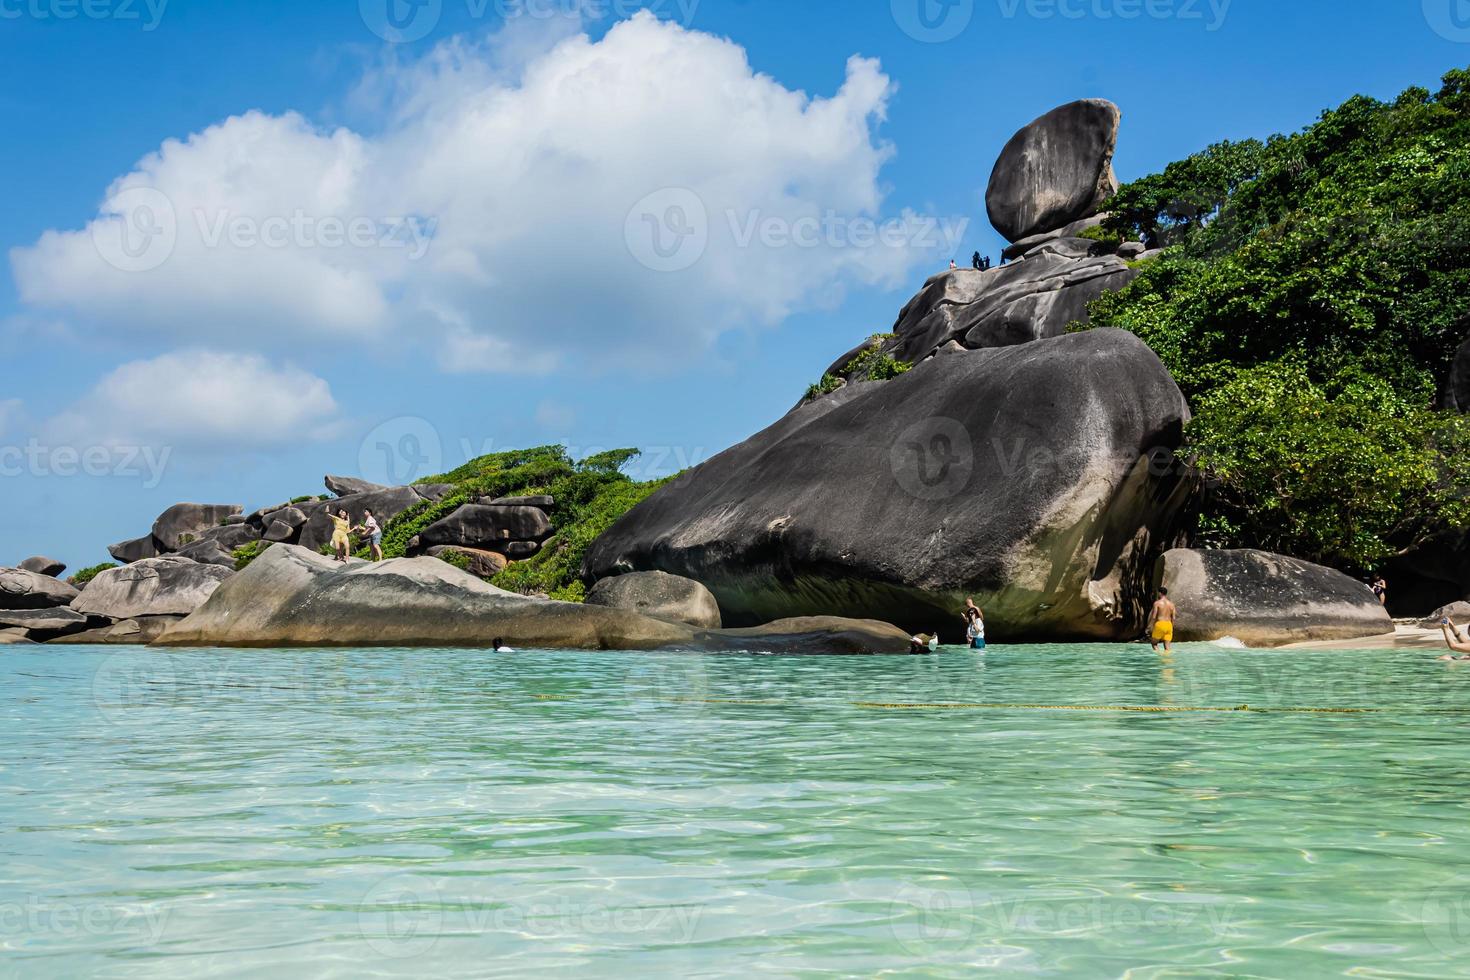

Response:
(1156, 549), (1393, 647)
(152, 503), (244, 552)
(485, 495), (556, 510)
(174, 538), (238, 569)
(325, 475), (389, 498)
(587, 571), (722, 629)
(0, 607), (89, 634)
(1421, 601), (1470, 629)
(18, 556), (66, 577)
(0, 567), (80, 610)
(108, 534), (159, 564)
(426, 546), (509, 579)
(986, 99), (1121, 243)
(198, 523), (260, 551)
(417, 504), (552, 551)
(72, 557), (233, 620)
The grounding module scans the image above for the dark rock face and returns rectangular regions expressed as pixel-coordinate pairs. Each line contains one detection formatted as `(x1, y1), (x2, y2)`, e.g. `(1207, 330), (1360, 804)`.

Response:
(152, 503), (244, 552)
(72, 557), (232, 619)
(587, 571), (722, 629)
(108, 534), (159, 564)
(159, 545), (912, 654)
(18, 556), (66, 577)
(986, 99), (1121, 243)
(0, 567), (80, 610)
(417, 505), (552, 551)
(585, 330), (1195, 641)
(1156, 549), (1393, 646)
(325, 475), (389, 497)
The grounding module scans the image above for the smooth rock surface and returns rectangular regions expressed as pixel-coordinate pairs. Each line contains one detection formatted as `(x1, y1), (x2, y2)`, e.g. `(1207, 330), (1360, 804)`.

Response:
(18, 556), (66, 577)
(587, 571), (723, 629)
(1156, 549), (1393, 647)
(986, 99), (1121, 243)
(585, 330), (1195, 641)
(159, 546), (911, 653)
(72, 557), (233, 620)
(0, 607), (88, 632)
(174, 538), (238, 569)
(0, 567), (80, 610)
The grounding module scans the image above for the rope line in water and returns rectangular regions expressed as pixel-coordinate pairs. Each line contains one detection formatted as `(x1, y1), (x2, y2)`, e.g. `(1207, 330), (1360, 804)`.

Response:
(529, 694), (1470, 715)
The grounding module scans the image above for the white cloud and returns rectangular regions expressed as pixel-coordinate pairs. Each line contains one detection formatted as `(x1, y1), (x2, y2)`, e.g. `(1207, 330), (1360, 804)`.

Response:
(44, 351), (341, 450)
(11, 12), (945, 376)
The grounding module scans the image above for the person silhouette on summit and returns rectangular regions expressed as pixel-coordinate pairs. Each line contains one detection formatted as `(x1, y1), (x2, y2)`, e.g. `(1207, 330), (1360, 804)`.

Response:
(972, 251), (982, 270)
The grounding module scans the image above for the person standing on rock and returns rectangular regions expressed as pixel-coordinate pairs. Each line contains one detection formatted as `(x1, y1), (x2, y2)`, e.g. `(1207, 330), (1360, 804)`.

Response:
(972, 251), (982, 270)
(330, 509), (352, 563)
(949, 259), (958, 271)
(1372, 576), (1388, 606)
(1148, 588), (1177, 652)
(354, 509), (383, 562)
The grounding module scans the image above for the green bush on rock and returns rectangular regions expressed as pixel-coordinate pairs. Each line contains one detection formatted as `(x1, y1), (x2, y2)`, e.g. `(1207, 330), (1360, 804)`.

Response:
(70, 563), (117, 586)
(232, 540), (274, 571)
(364, 445), (673, 600)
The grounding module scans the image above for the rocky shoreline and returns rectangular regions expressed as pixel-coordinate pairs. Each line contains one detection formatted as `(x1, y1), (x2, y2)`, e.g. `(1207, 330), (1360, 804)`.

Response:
(2, 98), (1410, 652)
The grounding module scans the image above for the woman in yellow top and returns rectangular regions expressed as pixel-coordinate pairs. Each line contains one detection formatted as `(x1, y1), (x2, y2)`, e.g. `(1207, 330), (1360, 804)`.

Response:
(330, 509), (352, 563)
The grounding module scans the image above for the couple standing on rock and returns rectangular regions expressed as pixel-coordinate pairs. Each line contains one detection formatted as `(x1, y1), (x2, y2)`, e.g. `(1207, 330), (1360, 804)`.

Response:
(328, 509), (383, 563)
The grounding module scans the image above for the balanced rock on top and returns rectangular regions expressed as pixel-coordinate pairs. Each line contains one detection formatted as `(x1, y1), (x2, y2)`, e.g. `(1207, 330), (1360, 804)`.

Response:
(986, 99), (1121, 243)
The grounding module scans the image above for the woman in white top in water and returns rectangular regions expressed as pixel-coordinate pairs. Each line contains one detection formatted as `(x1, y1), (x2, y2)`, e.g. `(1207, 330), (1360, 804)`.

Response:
(963, 597), (986, 650)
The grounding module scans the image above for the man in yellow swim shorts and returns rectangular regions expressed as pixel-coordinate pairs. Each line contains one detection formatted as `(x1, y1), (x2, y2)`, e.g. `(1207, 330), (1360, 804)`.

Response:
(1148, 587), (1177, 652)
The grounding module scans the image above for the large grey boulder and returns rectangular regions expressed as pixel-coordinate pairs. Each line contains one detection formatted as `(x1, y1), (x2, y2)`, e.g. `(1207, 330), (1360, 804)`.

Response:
(1156, 549), (1393, 647)
(158, 545), (911, 654)
(198, 523), (260, 551)
(297, 485), (453, 552)
(325, 475), (389, 497)
(1001, 214), (1110, 262)
(0, 567), (80, 610)
(108, 534), (159, 564)
(71, 557), (232, 620)
(18, 556), (66, 577)
(585, 329), (1195, 642)
(587, 571), (722, 629)
(986, 99), (1121, 243)
(416, 504), (552, 551)
(152, 503), (244, 552)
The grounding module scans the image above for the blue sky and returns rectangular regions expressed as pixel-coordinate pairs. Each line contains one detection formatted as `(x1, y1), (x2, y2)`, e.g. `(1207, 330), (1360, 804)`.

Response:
(0, 0), (1463, 567)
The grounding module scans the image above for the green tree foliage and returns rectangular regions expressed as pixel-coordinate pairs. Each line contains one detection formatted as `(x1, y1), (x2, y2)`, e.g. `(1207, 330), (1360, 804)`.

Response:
(69, 563), (117, 586)
(369, 445), (672, 600)
(1086, 67), (1470, 569)
(1189, 363), (1470, 569)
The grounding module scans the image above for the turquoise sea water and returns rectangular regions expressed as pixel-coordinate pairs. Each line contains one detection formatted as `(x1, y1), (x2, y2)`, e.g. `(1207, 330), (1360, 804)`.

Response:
(5, 643), (1470, 978)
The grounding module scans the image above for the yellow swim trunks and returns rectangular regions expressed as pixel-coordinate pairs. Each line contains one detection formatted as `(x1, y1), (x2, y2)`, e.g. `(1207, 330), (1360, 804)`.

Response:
(1152, 621), (1174, 643)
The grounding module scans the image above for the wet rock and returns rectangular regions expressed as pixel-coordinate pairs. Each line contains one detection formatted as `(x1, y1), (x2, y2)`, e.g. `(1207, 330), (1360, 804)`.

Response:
(1156, 549), (1393, 647)
(586, 571), (722, 629)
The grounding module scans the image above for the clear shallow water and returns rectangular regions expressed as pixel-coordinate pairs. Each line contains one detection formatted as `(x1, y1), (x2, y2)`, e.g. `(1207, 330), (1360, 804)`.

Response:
(5, 644), (1470, 978)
